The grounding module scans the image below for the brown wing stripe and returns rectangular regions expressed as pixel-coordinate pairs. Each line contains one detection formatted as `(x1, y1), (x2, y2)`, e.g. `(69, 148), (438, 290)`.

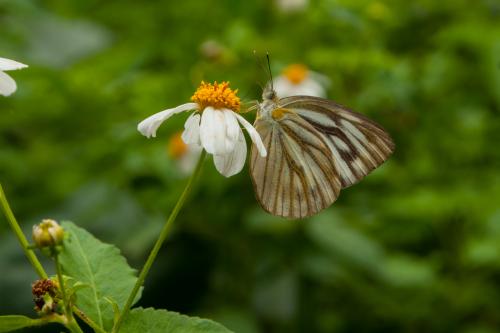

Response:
(279, 134), (312, 217)
(273, 146), (285, 215)
(280, 96), (389, 133)
(260, 128), (275, 199)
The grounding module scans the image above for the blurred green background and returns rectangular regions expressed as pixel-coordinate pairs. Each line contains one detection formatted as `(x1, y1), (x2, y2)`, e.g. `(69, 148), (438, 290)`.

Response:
(1, 0), (500, 332)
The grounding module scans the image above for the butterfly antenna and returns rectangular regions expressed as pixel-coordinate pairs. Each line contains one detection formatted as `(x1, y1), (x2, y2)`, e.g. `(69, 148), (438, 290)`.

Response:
(253, 50), (268, 77)
(253, 50), (270, 92)
(266, 52), (274, 90)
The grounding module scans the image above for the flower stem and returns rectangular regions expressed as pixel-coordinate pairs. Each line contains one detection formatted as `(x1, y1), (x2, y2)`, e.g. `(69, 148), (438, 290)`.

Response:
(65, 318), (85, 333)
(54, 255), (70, 315)
(55, 253), (84, 333)
(0, 183), (48, 279)
(0, 183), (83, 332)
(112, 150), (207, 333)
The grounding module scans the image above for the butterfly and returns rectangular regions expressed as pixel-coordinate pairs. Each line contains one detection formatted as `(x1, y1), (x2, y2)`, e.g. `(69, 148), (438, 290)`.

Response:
(249, 84), (395, 219)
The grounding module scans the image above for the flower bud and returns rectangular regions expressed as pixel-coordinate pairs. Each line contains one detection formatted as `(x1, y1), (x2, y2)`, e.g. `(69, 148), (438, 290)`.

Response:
(32, 219), (65, 248)
(32, 278), (60, 315)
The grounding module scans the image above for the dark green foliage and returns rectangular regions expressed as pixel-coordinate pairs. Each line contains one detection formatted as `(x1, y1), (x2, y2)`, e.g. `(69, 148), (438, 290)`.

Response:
(1, 0), (499, 332)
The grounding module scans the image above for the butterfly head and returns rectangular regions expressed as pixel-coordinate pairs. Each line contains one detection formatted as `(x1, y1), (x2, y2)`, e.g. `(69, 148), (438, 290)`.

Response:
(262, 83), (278, 102)
(257, 84), (281, 121)
(257, 54), (282, 121)
(261, 53), (279, 103)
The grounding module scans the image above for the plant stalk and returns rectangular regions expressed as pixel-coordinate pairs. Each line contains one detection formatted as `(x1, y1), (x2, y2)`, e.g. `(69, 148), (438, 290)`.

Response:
(0, 183), (48, 279)
(112, 150), (206, 333)
(55, 252), (84, 333)
(65, 318), (85, 333)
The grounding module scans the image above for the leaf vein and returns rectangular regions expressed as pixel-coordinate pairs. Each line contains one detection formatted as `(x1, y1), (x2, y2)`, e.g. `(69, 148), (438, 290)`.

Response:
(71, 232), (104, 328)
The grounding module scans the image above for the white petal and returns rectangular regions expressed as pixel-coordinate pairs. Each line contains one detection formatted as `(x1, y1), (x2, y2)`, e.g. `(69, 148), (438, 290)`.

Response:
(0, 57), (28, 71)
(199, 107), (216, 153)
(138, 102), (197, 138)
(199, 107), (228, 155)
(0, 71), (17, 96)
(213, 130), (247, 177)
(222, 109), (240, 153)
(233, 113), (267, 157)
(181, 113), (201, 146)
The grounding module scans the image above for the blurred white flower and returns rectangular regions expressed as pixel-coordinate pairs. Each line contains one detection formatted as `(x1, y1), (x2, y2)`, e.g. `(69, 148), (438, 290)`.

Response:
(167, 131), (203, 175)
(138, 81), (267, 177)
(199, 40), (224, 61)
(273, 64), (329, 98)
(0, 57), (28, 96)
(275, 0), (308, 12)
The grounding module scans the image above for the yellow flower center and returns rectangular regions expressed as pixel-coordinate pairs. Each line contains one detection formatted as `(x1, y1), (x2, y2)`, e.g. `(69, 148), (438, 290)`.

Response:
(167, 132), (188, 159)
(191, 81), (241, 112)
(283, 64), (309, 84)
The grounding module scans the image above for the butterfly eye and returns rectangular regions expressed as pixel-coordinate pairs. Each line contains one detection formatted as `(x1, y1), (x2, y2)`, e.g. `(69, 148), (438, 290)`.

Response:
(262, 87), (276, 101)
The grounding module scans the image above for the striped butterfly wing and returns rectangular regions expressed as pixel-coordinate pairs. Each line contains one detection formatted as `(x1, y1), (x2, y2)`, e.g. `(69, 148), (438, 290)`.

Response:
(279, 96), (395, 188)
(250, 110), (341, 219)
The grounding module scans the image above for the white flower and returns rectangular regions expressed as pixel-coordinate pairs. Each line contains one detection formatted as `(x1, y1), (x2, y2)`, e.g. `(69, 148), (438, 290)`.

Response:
(199, 39), (224, 61)
(0, 57), (28, 96)
(273, 64), (329, 98)
(275, 0), (308, 12)
(138, 81), (267, 177)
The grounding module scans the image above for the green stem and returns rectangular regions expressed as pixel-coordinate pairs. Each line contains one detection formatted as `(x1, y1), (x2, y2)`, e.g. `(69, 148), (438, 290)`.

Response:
(55, 253), (84, 333)
(54, 254), (70, 317)
(73, 306), (108, 333)
(0, 183), (48, 279)
(0, 183), (83, 332)
(65, 318), (85, 333)
(24, 315), (64, 329)
(112, 150), (207, 333)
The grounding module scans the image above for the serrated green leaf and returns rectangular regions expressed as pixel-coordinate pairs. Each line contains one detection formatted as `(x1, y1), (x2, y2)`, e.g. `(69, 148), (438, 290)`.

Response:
(0, 315), (46, 332)
(121, 308), (233, 333)
(58, 222), (140, 331)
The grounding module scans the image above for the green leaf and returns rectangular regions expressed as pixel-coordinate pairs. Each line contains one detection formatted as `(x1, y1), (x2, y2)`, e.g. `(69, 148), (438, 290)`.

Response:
(121, 308), (233, 333)
(59, 222), (140, 331)
(0, 315), (46, 332)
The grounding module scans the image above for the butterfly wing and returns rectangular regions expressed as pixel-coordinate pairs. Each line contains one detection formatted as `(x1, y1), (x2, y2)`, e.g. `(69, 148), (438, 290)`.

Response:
(250, 110), (341, 219)
(279, 96), (395, 188)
